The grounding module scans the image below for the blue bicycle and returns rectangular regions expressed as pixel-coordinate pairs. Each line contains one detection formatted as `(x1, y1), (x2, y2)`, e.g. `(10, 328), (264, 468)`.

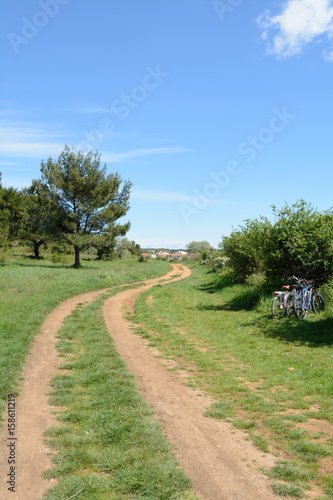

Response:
(293, 278), (325, 320)
(293, 282), (313, 319)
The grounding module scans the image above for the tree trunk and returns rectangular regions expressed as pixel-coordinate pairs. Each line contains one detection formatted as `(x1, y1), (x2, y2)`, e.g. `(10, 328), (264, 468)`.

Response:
(33, 240), (44, 259)
(74, 245), (81, 268)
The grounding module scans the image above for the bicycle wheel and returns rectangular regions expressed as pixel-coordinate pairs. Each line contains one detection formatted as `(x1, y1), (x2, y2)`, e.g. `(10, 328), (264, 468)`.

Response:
(294, 296), (308, 320)
(312, 293), (326, 314)
(272, 294), (286, 319)
(284, 292), (295, 316)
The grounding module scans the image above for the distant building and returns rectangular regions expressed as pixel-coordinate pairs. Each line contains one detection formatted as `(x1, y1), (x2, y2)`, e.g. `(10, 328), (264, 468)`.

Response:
(141, 250), (193, 261)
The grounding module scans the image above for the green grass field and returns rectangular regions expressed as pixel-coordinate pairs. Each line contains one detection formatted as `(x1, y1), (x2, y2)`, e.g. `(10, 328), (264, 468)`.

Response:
(0, 254), (171, 418)
(1, 253), (333, 499)
(0, 253), (199, 499)
(132, 263), (333, 499)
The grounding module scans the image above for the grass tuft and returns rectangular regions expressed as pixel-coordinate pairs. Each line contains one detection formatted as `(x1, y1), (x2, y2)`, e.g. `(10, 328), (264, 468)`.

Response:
(272, 483), (305, 498)
(204, 401), (235, 419)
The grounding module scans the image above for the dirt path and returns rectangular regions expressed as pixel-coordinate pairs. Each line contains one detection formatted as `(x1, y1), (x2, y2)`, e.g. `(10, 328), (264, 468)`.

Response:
(103, 264), (278, 500)
(0, 265), (184, 500)
(0, 287), (113, 500)
(0, 263), (278, 500)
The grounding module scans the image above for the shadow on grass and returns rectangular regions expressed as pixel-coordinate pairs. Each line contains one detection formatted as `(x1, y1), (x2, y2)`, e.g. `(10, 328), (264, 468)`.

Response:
(14, 262), (98, 270)
(198, 281), (269, 311)
(197, 274), (238, 293)
(247, 312), (333, 347)
(197, 273), (333, 347)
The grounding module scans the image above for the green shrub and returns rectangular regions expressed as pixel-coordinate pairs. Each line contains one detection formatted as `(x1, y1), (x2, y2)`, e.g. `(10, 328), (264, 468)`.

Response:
(221, 200), (333, 282)
(245, 272), (267, 288)
(320, 277), (333, 305)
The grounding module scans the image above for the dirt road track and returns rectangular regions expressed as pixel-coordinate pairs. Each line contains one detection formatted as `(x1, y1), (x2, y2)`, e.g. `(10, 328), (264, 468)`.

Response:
(103, 264), (277, 500)
(0, 287), (112, 500)
(0, 264), (277, 500)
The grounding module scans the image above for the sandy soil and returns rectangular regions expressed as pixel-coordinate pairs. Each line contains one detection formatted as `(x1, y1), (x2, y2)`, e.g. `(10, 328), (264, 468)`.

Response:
(0, 264), (278, 500)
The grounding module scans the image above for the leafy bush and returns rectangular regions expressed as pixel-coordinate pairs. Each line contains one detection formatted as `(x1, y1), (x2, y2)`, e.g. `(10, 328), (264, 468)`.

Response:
(220, 200), (333, 283)
(319, 276), (333, 306)
(245, 272), (267, 288)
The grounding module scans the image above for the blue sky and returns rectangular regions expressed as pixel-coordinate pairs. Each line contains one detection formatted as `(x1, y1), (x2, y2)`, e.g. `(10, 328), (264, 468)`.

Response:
(1, 0), (333, 248)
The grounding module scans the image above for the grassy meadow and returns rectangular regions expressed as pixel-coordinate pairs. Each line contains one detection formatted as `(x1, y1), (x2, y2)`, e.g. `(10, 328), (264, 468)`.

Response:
(132, 263), (333, 499)
(0, 251), (171, 419)
(1, 248), (333, 499)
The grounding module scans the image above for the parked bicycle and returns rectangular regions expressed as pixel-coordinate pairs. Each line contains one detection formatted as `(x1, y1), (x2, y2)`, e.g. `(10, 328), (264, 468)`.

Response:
(272, 275), (325, 320)
(271, 291), (292, 319)
(272, 276), (305, 319)
(293, 278), (325, 320)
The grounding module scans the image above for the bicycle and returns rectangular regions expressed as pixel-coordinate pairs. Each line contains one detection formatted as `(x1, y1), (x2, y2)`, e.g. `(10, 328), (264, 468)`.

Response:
(271, 291), (293, 319)
(271, 276), (306, 319)
(294, 278), (326, 319)
(310, 277), (326, 314)
(312, 290), (326, 314)
(293, 281), (312, 319)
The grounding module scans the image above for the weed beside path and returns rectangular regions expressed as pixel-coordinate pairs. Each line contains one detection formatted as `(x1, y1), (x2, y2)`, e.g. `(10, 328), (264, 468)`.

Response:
(133, 263), (333, 499)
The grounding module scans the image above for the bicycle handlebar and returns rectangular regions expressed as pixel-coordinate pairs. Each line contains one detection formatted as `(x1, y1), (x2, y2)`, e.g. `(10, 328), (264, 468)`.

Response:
(287, 275), (308, 284)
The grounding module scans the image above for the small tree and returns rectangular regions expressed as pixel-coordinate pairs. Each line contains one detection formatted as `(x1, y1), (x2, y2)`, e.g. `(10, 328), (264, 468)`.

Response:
(97, 237), (142, 261)
(20, 182), (64, 259)
(186, 241), (213, 254)
(266, 200), (333, 278)
(37, 146), (132, 267)
(115, 237), (142, 259)
(0, 180), (27, 252)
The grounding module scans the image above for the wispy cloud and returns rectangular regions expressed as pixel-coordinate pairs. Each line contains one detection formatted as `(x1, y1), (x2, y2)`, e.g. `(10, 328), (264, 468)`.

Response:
(0, 121), (74, 158)
(132, 189), (195, 204)
(132, 189), (225, 205)
(257, 0), (333, 59)
(0, 142), (66, 158)
(101, 146), (191, 163)
(0, 160), (24, 167)
(0, 101), (28, 117)
(78, 106), (117, 114)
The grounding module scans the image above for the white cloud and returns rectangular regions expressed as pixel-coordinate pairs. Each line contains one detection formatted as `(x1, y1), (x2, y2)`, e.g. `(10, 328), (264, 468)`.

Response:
(0, 121), (190, 165)
(131, 189), (225, 205)
(257, 0), (333, 58)
(78, 106), (117, 114)
(0, 121), (74, 158)
(0, 142), (65, 158)
(0, 160), (24, 167)
(101, 146), (191, 163)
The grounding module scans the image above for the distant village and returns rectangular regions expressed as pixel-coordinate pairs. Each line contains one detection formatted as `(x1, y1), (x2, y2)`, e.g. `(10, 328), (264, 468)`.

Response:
(141, 250), (194, 261)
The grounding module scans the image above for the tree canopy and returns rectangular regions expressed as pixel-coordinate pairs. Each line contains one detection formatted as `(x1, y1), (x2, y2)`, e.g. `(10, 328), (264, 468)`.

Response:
(0, 176), (27, 254)
(186, 241), (213, 254)
(36, 146), (132, 267)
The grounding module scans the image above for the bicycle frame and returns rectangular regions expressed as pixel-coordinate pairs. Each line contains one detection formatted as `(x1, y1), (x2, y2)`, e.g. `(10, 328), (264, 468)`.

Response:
(297, 284), (313, 310)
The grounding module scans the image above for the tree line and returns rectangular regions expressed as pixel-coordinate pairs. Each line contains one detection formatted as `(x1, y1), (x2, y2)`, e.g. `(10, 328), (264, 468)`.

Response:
(0, 146), (135, 267)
